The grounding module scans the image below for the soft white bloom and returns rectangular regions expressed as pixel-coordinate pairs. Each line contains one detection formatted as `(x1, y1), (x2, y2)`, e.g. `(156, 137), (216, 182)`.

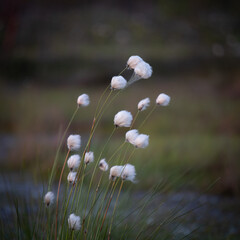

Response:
(134, 61), (152, 79)
(67, 172), (77, 184)
(99, 159), (109, 171)
(125, 129), (139, 145)
(114, 110), (133, 127)
(156, 93), (171, 106)
(111, 76), (127, 90)
(84, 151), (94, 165)
(67, 135), (81, 151)
(44, 191), (54, 207)
(138, 97), (150, 111)
(67, 154), (81, 171)
(109, 166), (123, 181)
(121, 164), (136, 182)
(77, 94), (90, 107)
(127, 55), (143, 69)
(68, 213), (81, 231)
(134, 134), (149, 148)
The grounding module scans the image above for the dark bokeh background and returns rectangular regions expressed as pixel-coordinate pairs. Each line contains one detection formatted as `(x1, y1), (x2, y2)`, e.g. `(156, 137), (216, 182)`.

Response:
(1, 1), (240, 239)
(0, 0), (240, 192)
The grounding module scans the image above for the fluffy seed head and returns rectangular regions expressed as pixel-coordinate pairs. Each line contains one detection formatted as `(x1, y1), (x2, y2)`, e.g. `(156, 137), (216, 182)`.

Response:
(111, 76), (127, 90)
(125, 129), (139, 145)
(77, 94), (90, 107)
(121, 164), (136, 182)
(99, 159), (109, 171)
(109, 165), (123, 181)
(44, 191), (54, 207)
(156, 93), (171, 106)
(67, 135), (81, 151)
(67, 172), (77, 184)
(127, 55), (143, 69)
(84, 151), (94, 165)
(134, 134), (149, 148)
(114, 110), (133, 127)
(68, 213), (81, 231)
(134, 61), (152, 79)
(67, 154), (81, 171)
(138, 97), (150, 111)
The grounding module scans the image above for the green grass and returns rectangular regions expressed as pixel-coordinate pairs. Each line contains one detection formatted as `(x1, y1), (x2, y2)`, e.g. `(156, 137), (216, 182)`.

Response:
(0, 77), (239, 194)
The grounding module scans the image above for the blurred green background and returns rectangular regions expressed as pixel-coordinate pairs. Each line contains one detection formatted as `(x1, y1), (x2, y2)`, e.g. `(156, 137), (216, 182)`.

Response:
(0, 0), (240, 193)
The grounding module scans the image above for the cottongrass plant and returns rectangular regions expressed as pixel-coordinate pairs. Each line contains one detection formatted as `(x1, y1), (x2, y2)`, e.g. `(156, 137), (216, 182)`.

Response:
(45, 55), (173, 240)
(2, 55), (203, 240)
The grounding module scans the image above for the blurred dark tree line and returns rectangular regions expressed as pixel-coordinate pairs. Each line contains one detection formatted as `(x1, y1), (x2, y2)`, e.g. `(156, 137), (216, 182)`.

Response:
(0, 0), (239, 87)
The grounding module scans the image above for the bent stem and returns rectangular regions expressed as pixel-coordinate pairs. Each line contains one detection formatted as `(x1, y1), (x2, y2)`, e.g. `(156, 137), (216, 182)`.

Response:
(139, 105), (156, 130)
(55, 149), (70, 240)
(130, 110), (140, 129)
(100, 181), (116, 232)
(48, 106), (79, 190)
(94, 66), (127, 119)
(108, 180), (124, 239)
(83, 128), (116, 218)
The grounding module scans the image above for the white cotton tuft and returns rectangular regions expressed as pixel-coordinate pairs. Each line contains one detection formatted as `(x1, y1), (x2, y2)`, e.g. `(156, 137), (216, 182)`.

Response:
(67, 154), (81, 171)
(109, 165), (123, 181)
(125, 129), (139, 145)
(114, 110), (133, 127)
(84, 151), (94, 165)
(138, 97), (150, 111)
(68, 213), (81, 231)
(99, 159), (109, 171)
(134, 134), (149, 148)
(67, 135), (81, 151)
(77, 94), (90, 107)
(111, 76), (127, 90)
(134, 61), (152, 79)
(156, 93), (171, 106)
(67, 172), (77, 184)
(44, 191), (55, 207)
(127, 55), (143, 69)
(121, 164), (136, 182)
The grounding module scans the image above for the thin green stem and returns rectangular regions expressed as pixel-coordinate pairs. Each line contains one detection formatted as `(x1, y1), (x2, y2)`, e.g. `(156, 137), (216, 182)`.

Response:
(83, 128), (116, 219)
(55, 149), (70, 240)
(108, 180), (124, 239)
(139, 105), (156, 130)
(48, 106), (79, 190)
(99, 181), (116, 232)
(94, 84), (111, 118)
(130, 111), (139, 129)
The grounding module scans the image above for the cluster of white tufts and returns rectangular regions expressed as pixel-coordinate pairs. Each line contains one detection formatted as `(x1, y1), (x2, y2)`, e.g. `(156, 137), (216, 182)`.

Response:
(109, 164), (136, 182)
(67, 171), (77, 185)
(127, 55), (143, 69)
(44, 191), (55, 207)
(156, 93), (171, 106)
(46, 55), (173, 236)
(114, 110), (133, 127)
(84, 151), (94, 165)
(67, 154), (81, 171)
(67, 135), (81, 151)
(125, 129), (139, 145)
(134, 134), (149, 148)
(126, 55), (153, 86)
(109, 166), (123, 181)
(138, 97), (150, 111)
(121, 164), (136, 182)
(125, 129), (149, 149)
(68, 213), (81, 231)
(111, 76), (127, 90)
(77, 94), (90, 107)
(99, 159), (109, 171)
(134, 61), (152, 79)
